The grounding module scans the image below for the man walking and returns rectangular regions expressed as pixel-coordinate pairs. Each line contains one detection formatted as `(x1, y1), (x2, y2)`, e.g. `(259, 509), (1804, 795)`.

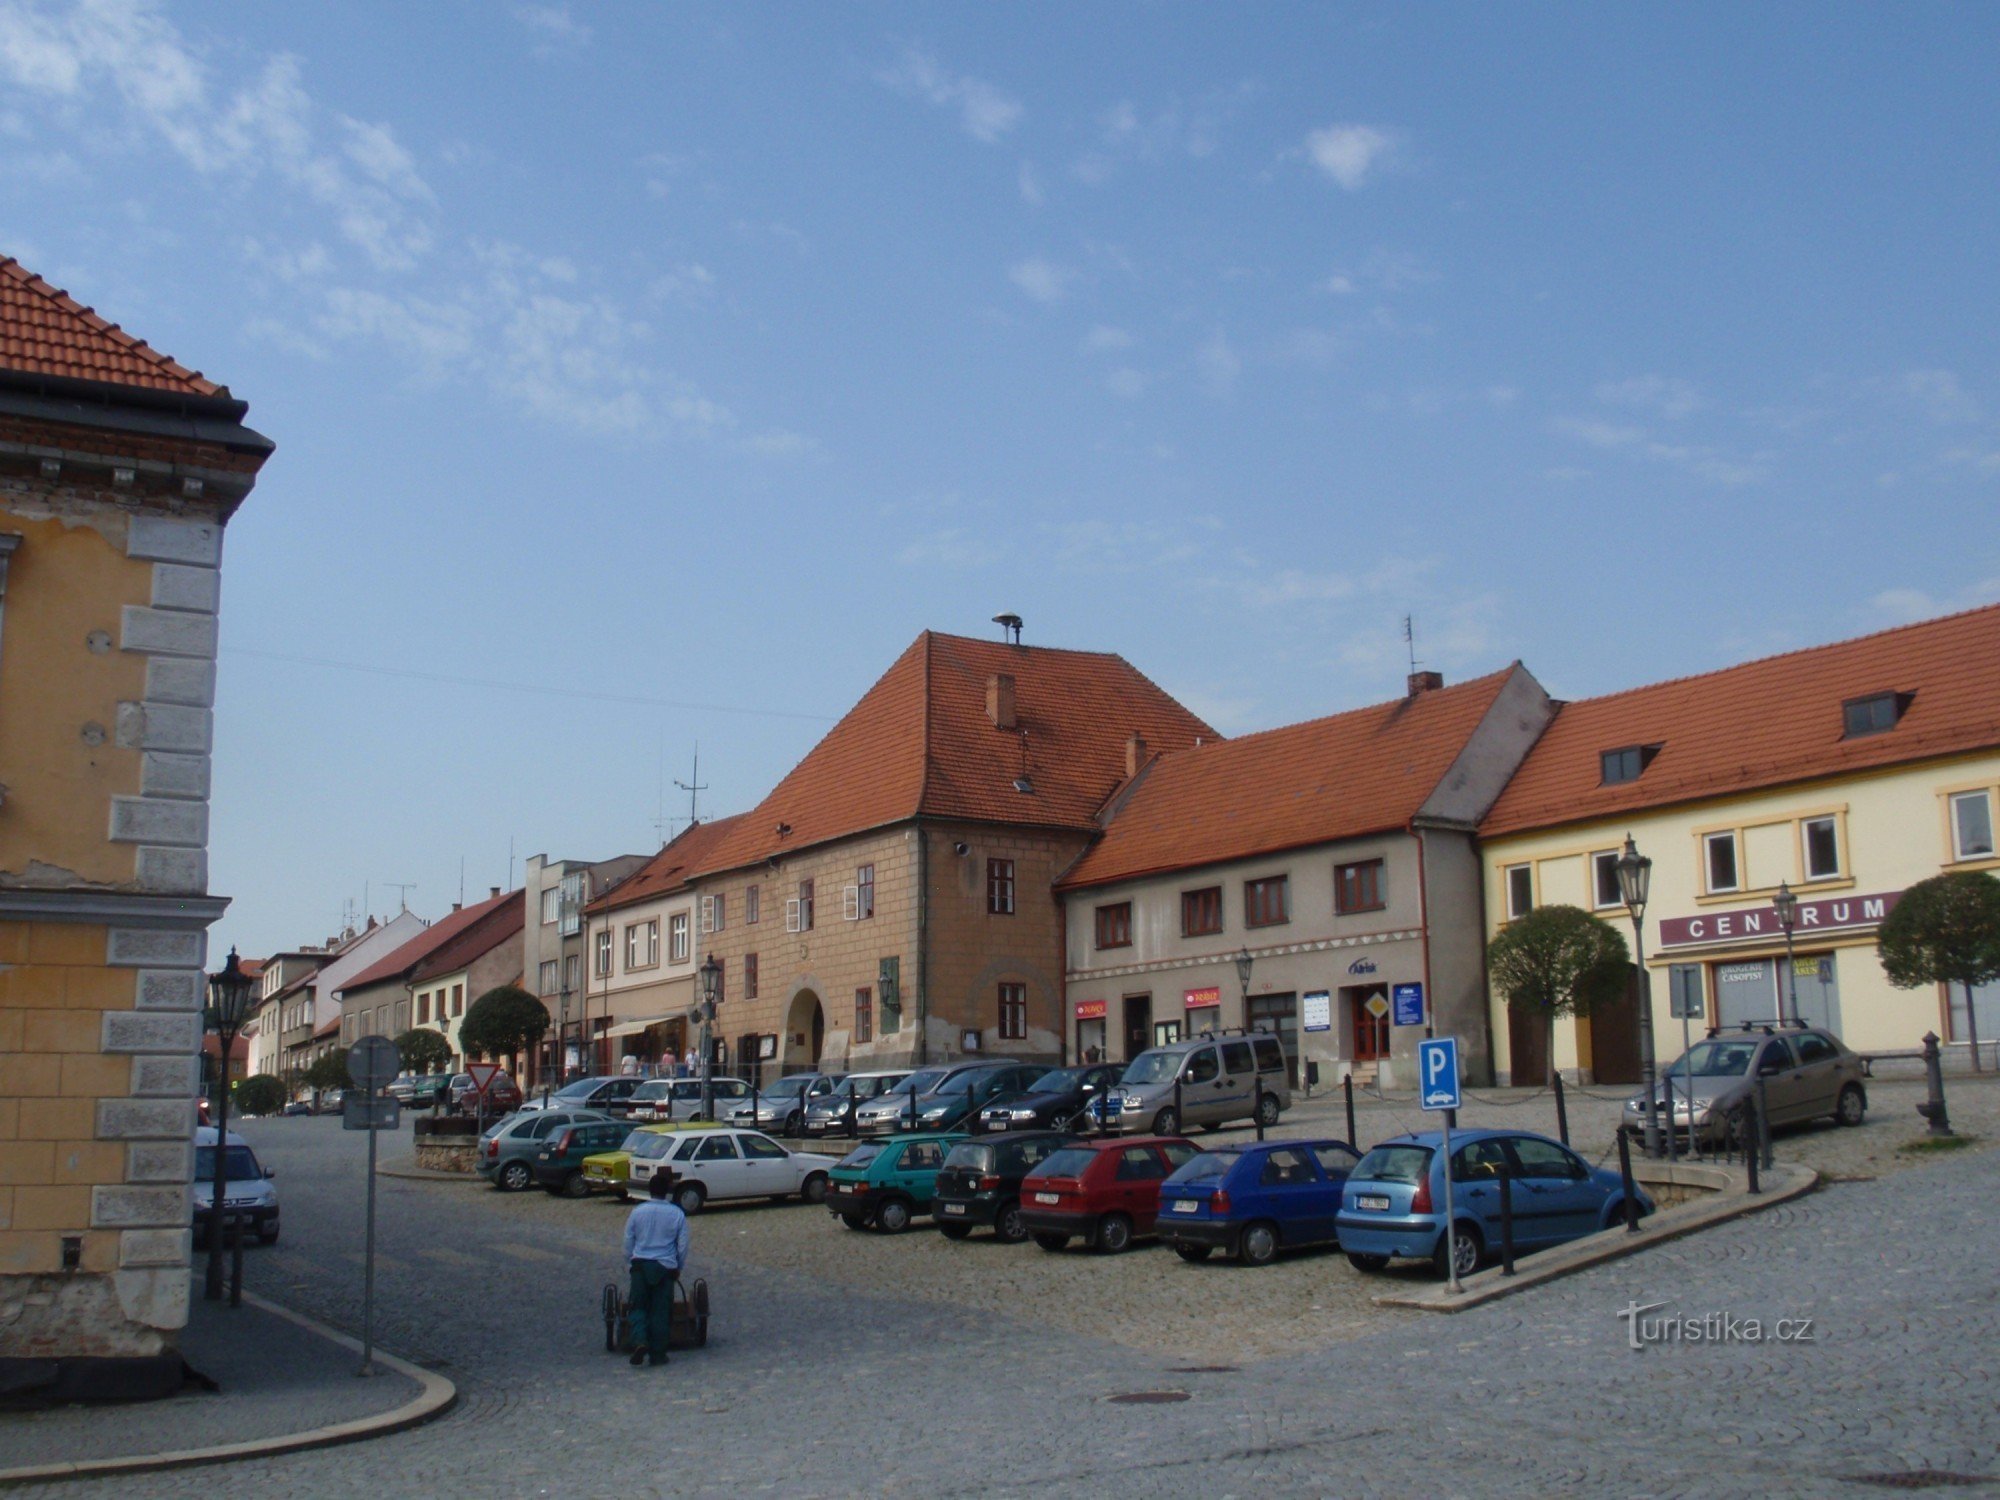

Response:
(623, 1171), (690, 1367)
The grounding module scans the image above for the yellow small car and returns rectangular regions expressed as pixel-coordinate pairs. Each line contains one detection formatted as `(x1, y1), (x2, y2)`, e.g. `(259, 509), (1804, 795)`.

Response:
(581, 1120), (718, 1199)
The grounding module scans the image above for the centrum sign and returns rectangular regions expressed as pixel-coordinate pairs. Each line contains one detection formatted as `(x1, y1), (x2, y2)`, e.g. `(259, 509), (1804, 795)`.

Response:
(1658, 890), (1901, 949)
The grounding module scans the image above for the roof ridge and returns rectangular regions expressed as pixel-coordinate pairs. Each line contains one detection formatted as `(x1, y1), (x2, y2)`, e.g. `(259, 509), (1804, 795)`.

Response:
(0, 253), (223, 396)
(924, 628), (1129, 661)
(1145, 663), (1514, 761)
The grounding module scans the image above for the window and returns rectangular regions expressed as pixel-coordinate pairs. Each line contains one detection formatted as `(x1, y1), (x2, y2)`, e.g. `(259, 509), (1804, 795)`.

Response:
(558, 873), (584, 936)
(744, 953), (759, 1000)
(1334, 860), (1385, 915)
(1180, 886), (1222, 936)
(1185, 1048), (1220, 1083)
(538, 959), (559, 996)
(626, 920), (659, 969)
(1802, 816), (1841, 881)
(1115, 1146), (1166, 1182)
(1704, 831), (1740, 893)
(1244, 875), (1290, 928)
(541, 887), (561, 924)
(1843, 691), (1909, 738)
(854, 987), (873, 1043)
(741, 1134), (788, 1161)
(1600, 744), (1659, 785)
(452, 983), (464, 1017)
(1592, 851), (1624, 909)
(1951, 791), (1995, 860)
(1094, 902), (1132, 950)
(564, 954), (580, 993)
(1508, 1137), (1585, 1181)
(855, 864), (875, 920)
(793, 879), (814, 933)
(594, 929), (612, 977)
(416, 994), (429, 1024)
(1505, 864), (1533, 920)
(693, 1135), (739, 1162)
(669, 912), (690, 963)
(1221, 1040), (1255, 1075)
(1794, 1032), (1838, 1065)
(701, 894), (720, 934)
(746, 884), (760, 924)
(998, 982), (1027, 1040)
(987, 859), (1016, 916)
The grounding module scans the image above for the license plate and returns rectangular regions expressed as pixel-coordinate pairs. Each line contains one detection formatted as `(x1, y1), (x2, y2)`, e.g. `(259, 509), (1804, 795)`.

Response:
(1357, 1194), (1390, 1211)
(1034, 1192), (1060, 1205)
(941, 1203), (966, 1215)
(1169, 1199), (1198, 1214)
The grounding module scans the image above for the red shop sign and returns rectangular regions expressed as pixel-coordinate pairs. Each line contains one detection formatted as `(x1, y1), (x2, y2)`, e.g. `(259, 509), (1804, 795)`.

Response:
(1184, 987), (1222, 1009)
(1073, 1000), (1108, 1020)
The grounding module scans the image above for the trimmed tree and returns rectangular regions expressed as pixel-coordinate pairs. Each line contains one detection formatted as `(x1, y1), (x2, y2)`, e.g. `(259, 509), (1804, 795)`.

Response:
(1486, 904), (1633, 1086)
(1877, 870), (2000, 1073)
(302, 1050), (352, 1093)
(395, 1028), (454, 1075)
(459, 985), (550, 1080)
(234, 1073), (287, 1117)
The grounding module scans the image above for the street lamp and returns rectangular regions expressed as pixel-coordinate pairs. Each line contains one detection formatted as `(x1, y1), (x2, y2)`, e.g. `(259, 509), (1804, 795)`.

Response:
(697, 953), (722, 1120)
(1772, 880), (1800, 1026)
(1233, 947), (1254, 1015)
(204, 948), (255, 1302)
(1615, 835), (1662, 1159)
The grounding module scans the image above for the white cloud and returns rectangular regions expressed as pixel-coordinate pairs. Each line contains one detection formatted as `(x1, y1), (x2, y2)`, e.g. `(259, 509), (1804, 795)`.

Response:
(1867, 576), (2000, 625)
(1550, 414), (1769, 486)
(1008, 257), (1073, 304)
(1198, 330), (1241, 397)
(877, 45), (1020, 143)
(1304, 124), (1394, 190)
(896, 527), (1003, 568)
(1899, 368), (1980, 424)
(1084, 325), (1133, 353)
(1017, 161), (1044, 206)
(1597, 374), (1704, 420)
(649, 263), (715, 302)
(512, 4), (592, 49)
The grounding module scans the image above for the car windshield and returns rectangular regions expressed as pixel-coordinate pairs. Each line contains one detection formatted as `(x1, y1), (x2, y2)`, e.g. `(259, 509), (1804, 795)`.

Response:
(632, 1081), (674, 1100)
(1033, 1147), (1100, 1179)
(1352, 1144), (1434, 1184)
(630, 1135), (679, 1159)
(889, 1070), (945, 1097)
(1121, 1050), (1185, 1085)
(1028, 1067), (1082, 1092)
(1167, 1151), (1237, 1184)
(194, 1146), (261, 1181)
(943, 1142), (994, 1171)
(1663, 1041), (1759, 1079)
(764, 1077), (810, 1098)
(836, 1142), (884, 1169)
(552, 1078), (601, 1099)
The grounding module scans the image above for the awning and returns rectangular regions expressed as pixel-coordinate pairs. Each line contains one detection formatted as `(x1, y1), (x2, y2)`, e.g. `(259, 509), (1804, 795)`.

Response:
(604, 1014), (679, 1040)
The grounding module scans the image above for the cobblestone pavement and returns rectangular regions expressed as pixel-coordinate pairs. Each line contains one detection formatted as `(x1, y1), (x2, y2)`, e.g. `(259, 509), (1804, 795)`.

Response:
(18, 1103), (1996, 1499)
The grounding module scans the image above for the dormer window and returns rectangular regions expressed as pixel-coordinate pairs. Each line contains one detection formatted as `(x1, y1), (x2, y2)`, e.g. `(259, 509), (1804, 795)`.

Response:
(1600, 744), (1660, 786)
(1842, 691), (1910, 738)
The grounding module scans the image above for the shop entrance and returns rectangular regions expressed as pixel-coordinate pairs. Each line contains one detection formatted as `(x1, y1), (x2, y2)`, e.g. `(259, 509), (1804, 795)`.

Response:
(1122, 995), (1152, 1061)
(1248, 992), (1299, 1088)
(1346, 986), (1390, 1062)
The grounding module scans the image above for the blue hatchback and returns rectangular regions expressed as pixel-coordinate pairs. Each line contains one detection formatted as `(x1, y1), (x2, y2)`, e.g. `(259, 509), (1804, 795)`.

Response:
(1155, 1138), (1361, 1266)
(1336, 1129), (1652, 1280)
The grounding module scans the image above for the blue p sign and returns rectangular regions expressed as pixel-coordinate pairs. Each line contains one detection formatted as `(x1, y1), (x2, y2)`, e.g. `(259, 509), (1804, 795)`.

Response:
(1418, 1037), (1461, 1113)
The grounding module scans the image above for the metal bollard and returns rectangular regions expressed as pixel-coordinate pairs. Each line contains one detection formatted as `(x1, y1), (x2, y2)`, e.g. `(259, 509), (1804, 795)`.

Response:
(751, 1079), (761, 1134)
(1754, 1077), (1774, 1170)
(1498, 1172), (1516, 1276)
(1745, 1106), (1762, 1195)
(1253, 1069), (1265, 1142)
(1918, 1031), (1954, 1137)
(1553, 1072), (1569, 1147)
(1344, 1074), (1356, 1150)
(1173, 1077), (1183, 1134)
(1617, 1130), (1640, 1233)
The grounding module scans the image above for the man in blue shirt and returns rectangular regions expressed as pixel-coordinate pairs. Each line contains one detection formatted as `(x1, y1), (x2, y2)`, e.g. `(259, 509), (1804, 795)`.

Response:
(623, 1170), (691, 1367)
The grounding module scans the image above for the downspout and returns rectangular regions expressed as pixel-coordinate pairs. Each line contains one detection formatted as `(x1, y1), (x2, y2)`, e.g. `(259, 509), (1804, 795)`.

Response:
(1410, 820), (1434, 1049)
(915, 821), (929, 1067)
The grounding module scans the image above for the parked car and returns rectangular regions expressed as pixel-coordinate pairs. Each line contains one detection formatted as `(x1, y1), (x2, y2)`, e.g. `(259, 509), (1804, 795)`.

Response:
(721, 1072), (843, 1136)
(933, 1131), (1077, 1242)
(518, 1074), (644, 1115)
(1622, 1024), (1868, 1146)
(385, 1072), (421, 1104)
(407, 1072), (453, 1109)
(582, 1120), (716, 1198)
(450, 1071), (523, 1114)
(1337, 1129), (1654, 1279)
(626, 1077), (752, 1122)
(317, 1089), (347, 1115)
(978, 1063), (1123, 1132)
(624, 1126), (838, 1214)
(281, 1100), (314, 1117)
(852, 1068), (956, 1135)
(477, 1108), (614, 1191)
(533, 1119), (641, 1198)
(190, 1126), (279, 1246)
(905, 1063), (1050, 1133)
(824, 1133), (967, 1232)
(1156, 1138), (1361, 1266)
(803, 1070), (912, 1139)
(1018, 1136), (1200, 1253)
(1094, 1033), (1290, 1136)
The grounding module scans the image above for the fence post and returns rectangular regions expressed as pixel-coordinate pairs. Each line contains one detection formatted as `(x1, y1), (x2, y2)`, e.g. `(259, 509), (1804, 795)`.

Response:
(1745, 1102), (1762, 1195)
(1919, 1031), (1954, 1137)
(1343, 1073), (1356, 1151)
(1754, 1077), (1774, 1170)
(1617, 1130), (1640, 1233)
(1552, 1072), (1569, 1147)
(1498, 1173), (1516, 1275)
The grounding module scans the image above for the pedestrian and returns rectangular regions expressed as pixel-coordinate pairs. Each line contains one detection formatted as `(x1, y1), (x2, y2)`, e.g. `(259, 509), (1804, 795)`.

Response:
(620, 1051), (639, 1077)
(623, 1170), (690, 1368)
(684, 1044), (699, 1075)
(1084, 1045), (1101, 1064)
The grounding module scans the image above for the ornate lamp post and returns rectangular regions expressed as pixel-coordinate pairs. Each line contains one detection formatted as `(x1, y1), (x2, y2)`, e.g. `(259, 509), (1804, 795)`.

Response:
(696, 953), (721, 1121)
(204, 948), (256, 1301)
(1234, 947), (1254, 1022)
(1772, 881), (1800, 1026)
(1615, 836), (1662, 1159)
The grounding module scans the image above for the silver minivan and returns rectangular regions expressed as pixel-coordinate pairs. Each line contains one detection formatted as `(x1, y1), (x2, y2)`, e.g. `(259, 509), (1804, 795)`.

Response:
(1098, 1033), (1290, 1136)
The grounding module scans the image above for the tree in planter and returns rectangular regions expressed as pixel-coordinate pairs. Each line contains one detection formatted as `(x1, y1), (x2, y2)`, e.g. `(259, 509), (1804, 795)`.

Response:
(302, 1050), (352, 1095)
(235, 1073), (287, 1117)
(1486, 904), (1633, 1086)
(1878, 871), (2000, 1073)
(395, 1028), (454, 1075)
(459, 985), (550, 1082)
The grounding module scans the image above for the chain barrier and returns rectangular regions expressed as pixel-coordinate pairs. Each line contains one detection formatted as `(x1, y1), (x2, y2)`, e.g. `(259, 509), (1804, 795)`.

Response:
(1459, 1086), (1551, 1109)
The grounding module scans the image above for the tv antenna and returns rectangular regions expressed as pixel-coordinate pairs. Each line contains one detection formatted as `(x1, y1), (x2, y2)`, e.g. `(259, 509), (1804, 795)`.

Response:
(673, 745), (707, 836)
(1403, 614), (1421, 677)
(381, 881), (416, 913)
(993, 612), (1023, 645)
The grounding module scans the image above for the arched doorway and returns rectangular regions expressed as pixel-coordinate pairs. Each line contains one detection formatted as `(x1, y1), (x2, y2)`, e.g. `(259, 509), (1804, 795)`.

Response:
(784, 988), (826, 1072)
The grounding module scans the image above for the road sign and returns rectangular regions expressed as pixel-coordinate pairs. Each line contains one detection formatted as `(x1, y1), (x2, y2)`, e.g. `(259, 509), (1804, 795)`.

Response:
(1364, 992), (1390, 1019)
(1392, 982), (1424, 1028)
(465, 1062), (503, 1095)
(342, 1094), (400, 1131)
(1418, 1037), (1462, 1112)
(348, 1035), (398, 1091)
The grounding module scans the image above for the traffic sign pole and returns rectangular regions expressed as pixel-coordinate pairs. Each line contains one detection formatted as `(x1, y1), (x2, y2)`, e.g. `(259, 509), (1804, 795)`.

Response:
(1439, 1108), (1460, 1295)
(1417, 1037), (1465, 1294)
(347, 1034), (398, 1379)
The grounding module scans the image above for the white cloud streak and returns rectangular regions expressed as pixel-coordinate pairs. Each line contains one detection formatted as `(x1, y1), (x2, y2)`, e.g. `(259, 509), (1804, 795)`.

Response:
(1304, 124), (1394, 189)
(877, 45), (1021, 143)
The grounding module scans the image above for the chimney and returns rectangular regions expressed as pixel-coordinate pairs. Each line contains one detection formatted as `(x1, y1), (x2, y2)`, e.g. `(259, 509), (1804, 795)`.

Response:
(987, 672), (1017, 730)
(1407, 670), (1444, 697)
(451, 902), (462, 913)
(490, 886), (501, 899)
(1125, 732), (1148, 778)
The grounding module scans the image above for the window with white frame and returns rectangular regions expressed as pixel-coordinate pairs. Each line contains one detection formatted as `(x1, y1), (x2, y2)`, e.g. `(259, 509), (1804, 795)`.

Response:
(564, 954), (580, 993)
(594, 928), (612, 976)
(541, 887), (561, 925)
(670, 912), (690, 963)
(1704, 831), (1740, 893)
(1801, 816), (1841, 881)
(1951, 790), (1995, 860)
(1504, 864), (1533, 920)
(538, 960), (559, 996)
(558, 873), (584, 936)
(745, 884), (759, 924)
(1591, 851), (1623, 909)
(625, 920), (659, 970)
(700, 895), (715, 934)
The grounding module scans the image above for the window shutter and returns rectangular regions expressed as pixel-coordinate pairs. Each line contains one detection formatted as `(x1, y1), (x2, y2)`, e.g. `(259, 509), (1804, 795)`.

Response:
(785, 899), (802, 934)
(842, 885), (859, 921)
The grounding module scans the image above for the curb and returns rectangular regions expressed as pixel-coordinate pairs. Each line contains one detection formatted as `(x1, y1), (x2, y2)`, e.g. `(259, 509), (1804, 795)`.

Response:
(1374, 1161), (1820, 1313)
(376, 1164), (484, 1185)
(0, 1290), (456, 1486)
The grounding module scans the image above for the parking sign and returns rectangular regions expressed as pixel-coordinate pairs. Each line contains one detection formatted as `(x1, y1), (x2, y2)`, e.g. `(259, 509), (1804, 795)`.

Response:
(1418, 1037), (1461, 1112)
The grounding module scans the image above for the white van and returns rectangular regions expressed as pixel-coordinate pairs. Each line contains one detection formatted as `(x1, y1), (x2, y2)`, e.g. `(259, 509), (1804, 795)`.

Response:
(190, 1126), (280, 1245)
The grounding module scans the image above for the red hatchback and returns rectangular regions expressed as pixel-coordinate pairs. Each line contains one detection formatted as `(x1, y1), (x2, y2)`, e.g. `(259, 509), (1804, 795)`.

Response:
(1018, 1136), (1200, 1253)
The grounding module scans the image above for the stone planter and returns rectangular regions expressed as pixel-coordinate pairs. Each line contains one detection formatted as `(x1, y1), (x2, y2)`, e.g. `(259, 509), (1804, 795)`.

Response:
(413, 1140), (480, 1175)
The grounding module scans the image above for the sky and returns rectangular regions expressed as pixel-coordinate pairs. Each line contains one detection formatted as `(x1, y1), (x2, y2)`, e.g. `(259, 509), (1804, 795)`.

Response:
(2, 2), (1997, 957)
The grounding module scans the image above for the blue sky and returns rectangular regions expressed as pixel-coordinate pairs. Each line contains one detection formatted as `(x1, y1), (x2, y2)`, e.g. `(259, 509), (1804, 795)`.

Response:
(3, 2), (1996, 956)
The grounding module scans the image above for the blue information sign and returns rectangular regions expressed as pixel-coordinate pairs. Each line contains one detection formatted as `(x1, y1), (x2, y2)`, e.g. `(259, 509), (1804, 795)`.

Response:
(1418, 1037), (1461, 1112)
(1391, 982), (1424, 1028)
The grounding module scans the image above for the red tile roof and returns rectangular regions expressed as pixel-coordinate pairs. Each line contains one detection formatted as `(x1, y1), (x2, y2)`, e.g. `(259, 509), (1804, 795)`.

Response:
(1060, 668), (1520, 891)
(1483, 601), (2000, 838)
(408, 891), (527, 985)
(587, 814), (748, 916)
(694, 631), (1216, 875)
(0, 255), (226, 397)
(336, 890), (519, 994)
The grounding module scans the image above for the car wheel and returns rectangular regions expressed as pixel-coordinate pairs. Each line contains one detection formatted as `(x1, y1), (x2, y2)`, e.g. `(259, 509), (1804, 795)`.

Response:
(675, 1182), (706, 1215)
(602, 1283), (624, 1352)
(839, 1213), (867, 1231)
(498, 1160), (533, 1193)
(1835, 1084), (1867, 1127)
(1346, 1251), (1389, 1273)
(1151, 1107), (1179, 1137)
(994, 1200), (1027, 1244)
(938, 1222), (973, 1241)
(1032, 1232), (1069, 1253)
(1173, 1243), (1213, 1263)
(1200, 1121), (1223, 1134)
(1433, 1222), (1481, 1281)
(1238, 1221), (1279, 1267)
(1096, 1213), (1134, 1254)
(784, 1110), (803, 1137)
(613, 1187), (630, 1202)
(561, 1170), (590, 1200)
(1254, 1093), (1281, 1128)
(876, 1197), (913, 1234)
(258, 1224), (280, 1246)
(800, 1172), (829, 1205)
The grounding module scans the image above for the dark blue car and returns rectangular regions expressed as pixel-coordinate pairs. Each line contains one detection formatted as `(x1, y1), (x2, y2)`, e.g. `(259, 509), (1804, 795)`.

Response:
(1155, 1138), (1361, 1266)
(1336, 1128), (1653, 1280)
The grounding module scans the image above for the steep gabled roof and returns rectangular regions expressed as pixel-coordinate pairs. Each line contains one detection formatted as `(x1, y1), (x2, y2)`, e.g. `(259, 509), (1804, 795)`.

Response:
(1482, 601), (2000, 838)
(408, 891), (527, 985)
(0, 255), (226, 397)
(1059, 668), (1520, 891)
(587, 814), (749, 916)
(336, 890), (518, 994)
(694, 631), (1215, 876)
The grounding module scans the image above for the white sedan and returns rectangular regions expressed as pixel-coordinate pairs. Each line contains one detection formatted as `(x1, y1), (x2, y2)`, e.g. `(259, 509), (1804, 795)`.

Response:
(629, 1127), (839, 1214)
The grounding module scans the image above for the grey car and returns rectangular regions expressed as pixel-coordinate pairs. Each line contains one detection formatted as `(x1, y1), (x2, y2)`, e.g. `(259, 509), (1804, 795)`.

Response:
(477, 1108), (615, 1191)
(722, 1073), (842, 1136)
(1623, 1024), (1868, 1145)
(803, 1070), (912, 1138)
(1097, 1033), (1290, 1136)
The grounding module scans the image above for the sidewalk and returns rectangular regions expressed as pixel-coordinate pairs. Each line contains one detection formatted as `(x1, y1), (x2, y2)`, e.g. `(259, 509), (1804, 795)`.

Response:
(0, 1281), (453, 1485)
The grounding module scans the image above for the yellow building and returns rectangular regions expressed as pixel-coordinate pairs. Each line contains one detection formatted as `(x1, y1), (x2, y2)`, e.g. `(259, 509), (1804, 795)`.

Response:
(1480, 604), (2000, 1084)
(0, 256), (271, 1395)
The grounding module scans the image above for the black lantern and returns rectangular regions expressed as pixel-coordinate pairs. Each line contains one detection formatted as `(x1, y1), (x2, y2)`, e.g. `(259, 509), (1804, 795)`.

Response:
(696, 954), (722, 1120)
(203, 948), (255, 1302)
(1233, 947), (1254, 995)
(697, 953), (722, 1012)
(1772, 881), (1800, 1025)
(1614, 835), (1652, 918)
(1614, 837), (1662, 1158)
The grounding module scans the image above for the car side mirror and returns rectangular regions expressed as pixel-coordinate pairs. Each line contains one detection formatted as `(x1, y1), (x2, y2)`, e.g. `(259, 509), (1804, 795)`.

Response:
(1758, 1059), (1784, 1077)
(264, 1166), (277, 1179)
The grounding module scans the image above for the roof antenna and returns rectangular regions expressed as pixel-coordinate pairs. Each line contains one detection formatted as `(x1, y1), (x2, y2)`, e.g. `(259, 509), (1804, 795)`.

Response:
(673, 744), (707, 835)
(992, 612), (1023, 646)
(1403, 614), (1421, 677)
(382, 881), (415, 913)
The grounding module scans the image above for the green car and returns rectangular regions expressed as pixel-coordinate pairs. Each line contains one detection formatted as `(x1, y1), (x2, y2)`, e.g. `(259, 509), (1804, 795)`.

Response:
(825, 1132), (967, 1233)
(408, 1073), (453, 1109)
